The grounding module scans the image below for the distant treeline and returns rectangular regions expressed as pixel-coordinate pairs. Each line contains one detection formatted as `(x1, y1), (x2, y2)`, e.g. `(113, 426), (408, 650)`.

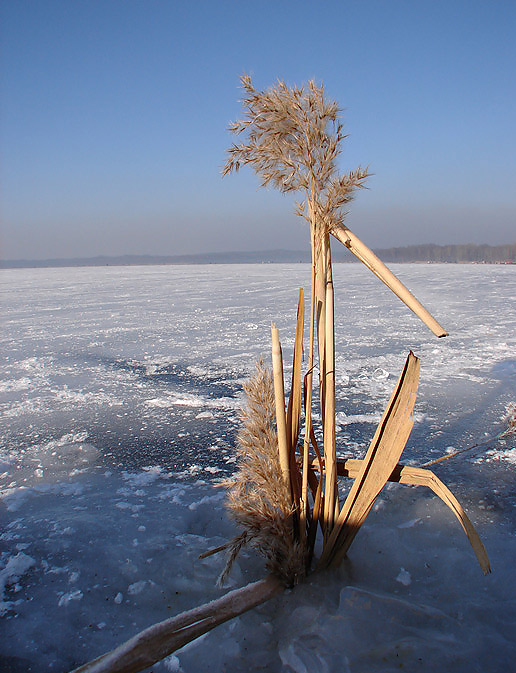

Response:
(374, 243), (516, 264)
(2, 243), (515, 269)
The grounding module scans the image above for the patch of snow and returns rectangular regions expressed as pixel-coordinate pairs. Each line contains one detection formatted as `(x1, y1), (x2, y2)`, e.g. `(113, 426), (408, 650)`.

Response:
(0, 552), (36, 615)
(397, 518), (421, 529)
(0, 377), (32, 393)
(188, 494), (223, 511)
(122, 466), (165, 487)
(58, 590), (83, 607)
(395, 568), (412, 586)
(127, 581), (148, 595)
(335, 411), (382, 426)
(162, 654), (183, 672)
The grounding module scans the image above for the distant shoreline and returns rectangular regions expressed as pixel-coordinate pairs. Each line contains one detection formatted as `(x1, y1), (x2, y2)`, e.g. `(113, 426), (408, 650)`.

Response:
(1, 243), (515, 269)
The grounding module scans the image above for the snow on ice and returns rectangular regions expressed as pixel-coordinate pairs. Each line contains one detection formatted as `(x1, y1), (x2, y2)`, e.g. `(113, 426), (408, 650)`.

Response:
(1, 263), (515, 672)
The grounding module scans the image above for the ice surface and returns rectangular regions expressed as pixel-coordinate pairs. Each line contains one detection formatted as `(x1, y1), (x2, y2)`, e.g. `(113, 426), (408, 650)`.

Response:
(1, 263), (515, 672)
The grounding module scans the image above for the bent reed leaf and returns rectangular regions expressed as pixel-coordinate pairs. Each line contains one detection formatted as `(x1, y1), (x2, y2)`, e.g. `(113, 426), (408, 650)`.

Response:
(318, 351), (421, 569)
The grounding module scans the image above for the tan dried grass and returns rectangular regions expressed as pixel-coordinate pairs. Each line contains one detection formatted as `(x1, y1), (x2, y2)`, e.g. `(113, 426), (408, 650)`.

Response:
(221, 360), (304, 587)
(223, 75), (482, 578)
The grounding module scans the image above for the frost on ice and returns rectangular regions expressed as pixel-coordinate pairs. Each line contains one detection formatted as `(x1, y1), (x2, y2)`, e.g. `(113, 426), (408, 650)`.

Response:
(0, 263), (515, 672)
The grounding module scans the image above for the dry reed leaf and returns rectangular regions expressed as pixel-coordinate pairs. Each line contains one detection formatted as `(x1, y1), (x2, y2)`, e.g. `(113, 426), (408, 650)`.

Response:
(319, 352), (420, 569)
(392, 465), (491, 575)
(286, 289), (304, 453)
(330, 459), (491, 575)
(286, 289), (305, 536)
(308, 457), (491, 575)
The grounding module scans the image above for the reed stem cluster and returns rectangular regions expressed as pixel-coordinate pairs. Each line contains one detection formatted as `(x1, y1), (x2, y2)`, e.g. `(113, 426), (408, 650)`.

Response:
(222, 76), (484, 585)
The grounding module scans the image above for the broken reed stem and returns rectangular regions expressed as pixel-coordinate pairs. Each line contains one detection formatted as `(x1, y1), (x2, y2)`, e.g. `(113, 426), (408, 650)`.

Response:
(331, 224), (448, 338)
(271, 323), (290, 489)
(420, 411), (516, 467)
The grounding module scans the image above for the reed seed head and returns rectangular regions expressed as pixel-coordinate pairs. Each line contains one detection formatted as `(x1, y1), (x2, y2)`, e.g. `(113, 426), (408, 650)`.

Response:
(224, 75), (370, 244)
(222, 360), (305, 587)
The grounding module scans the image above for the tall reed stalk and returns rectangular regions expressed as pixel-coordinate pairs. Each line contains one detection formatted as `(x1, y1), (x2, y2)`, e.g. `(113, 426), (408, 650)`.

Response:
(223, 76), (369, 566)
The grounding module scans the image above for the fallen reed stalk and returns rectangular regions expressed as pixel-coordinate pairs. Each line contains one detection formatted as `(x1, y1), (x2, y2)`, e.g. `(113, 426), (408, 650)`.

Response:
(70, 576), (283, 673)
(421, 402), (516, 467)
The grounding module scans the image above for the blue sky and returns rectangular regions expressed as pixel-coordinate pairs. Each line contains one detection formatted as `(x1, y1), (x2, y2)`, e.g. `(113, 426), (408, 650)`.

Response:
(1, 0), (515, 259)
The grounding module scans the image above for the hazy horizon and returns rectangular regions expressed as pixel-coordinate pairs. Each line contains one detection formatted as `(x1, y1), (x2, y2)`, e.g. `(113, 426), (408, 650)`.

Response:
(2, 241), (515, 268)
(1, 1), (515, 260)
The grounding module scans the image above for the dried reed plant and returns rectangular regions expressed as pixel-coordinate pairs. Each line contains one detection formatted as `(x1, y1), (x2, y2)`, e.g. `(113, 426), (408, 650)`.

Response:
(69, 76), (489, 673)
(223, 75), (485, 578)
(224, 76), (370, 565)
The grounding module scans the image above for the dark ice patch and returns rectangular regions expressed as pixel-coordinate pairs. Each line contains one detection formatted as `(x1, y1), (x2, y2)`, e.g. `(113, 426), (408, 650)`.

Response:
(491, 360), (516, 381)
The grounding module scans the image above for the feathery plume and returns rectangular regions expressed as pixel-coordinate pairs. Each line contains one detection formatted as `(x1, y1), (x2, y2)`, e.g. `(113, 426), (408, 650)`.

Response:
(222, 360), (305, 586)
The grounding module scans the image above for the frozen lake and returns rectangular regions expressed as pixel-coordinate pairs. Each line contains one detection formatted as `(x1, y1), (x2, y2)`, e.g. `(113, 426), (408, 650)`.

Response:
(1, 263), (515, 672)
